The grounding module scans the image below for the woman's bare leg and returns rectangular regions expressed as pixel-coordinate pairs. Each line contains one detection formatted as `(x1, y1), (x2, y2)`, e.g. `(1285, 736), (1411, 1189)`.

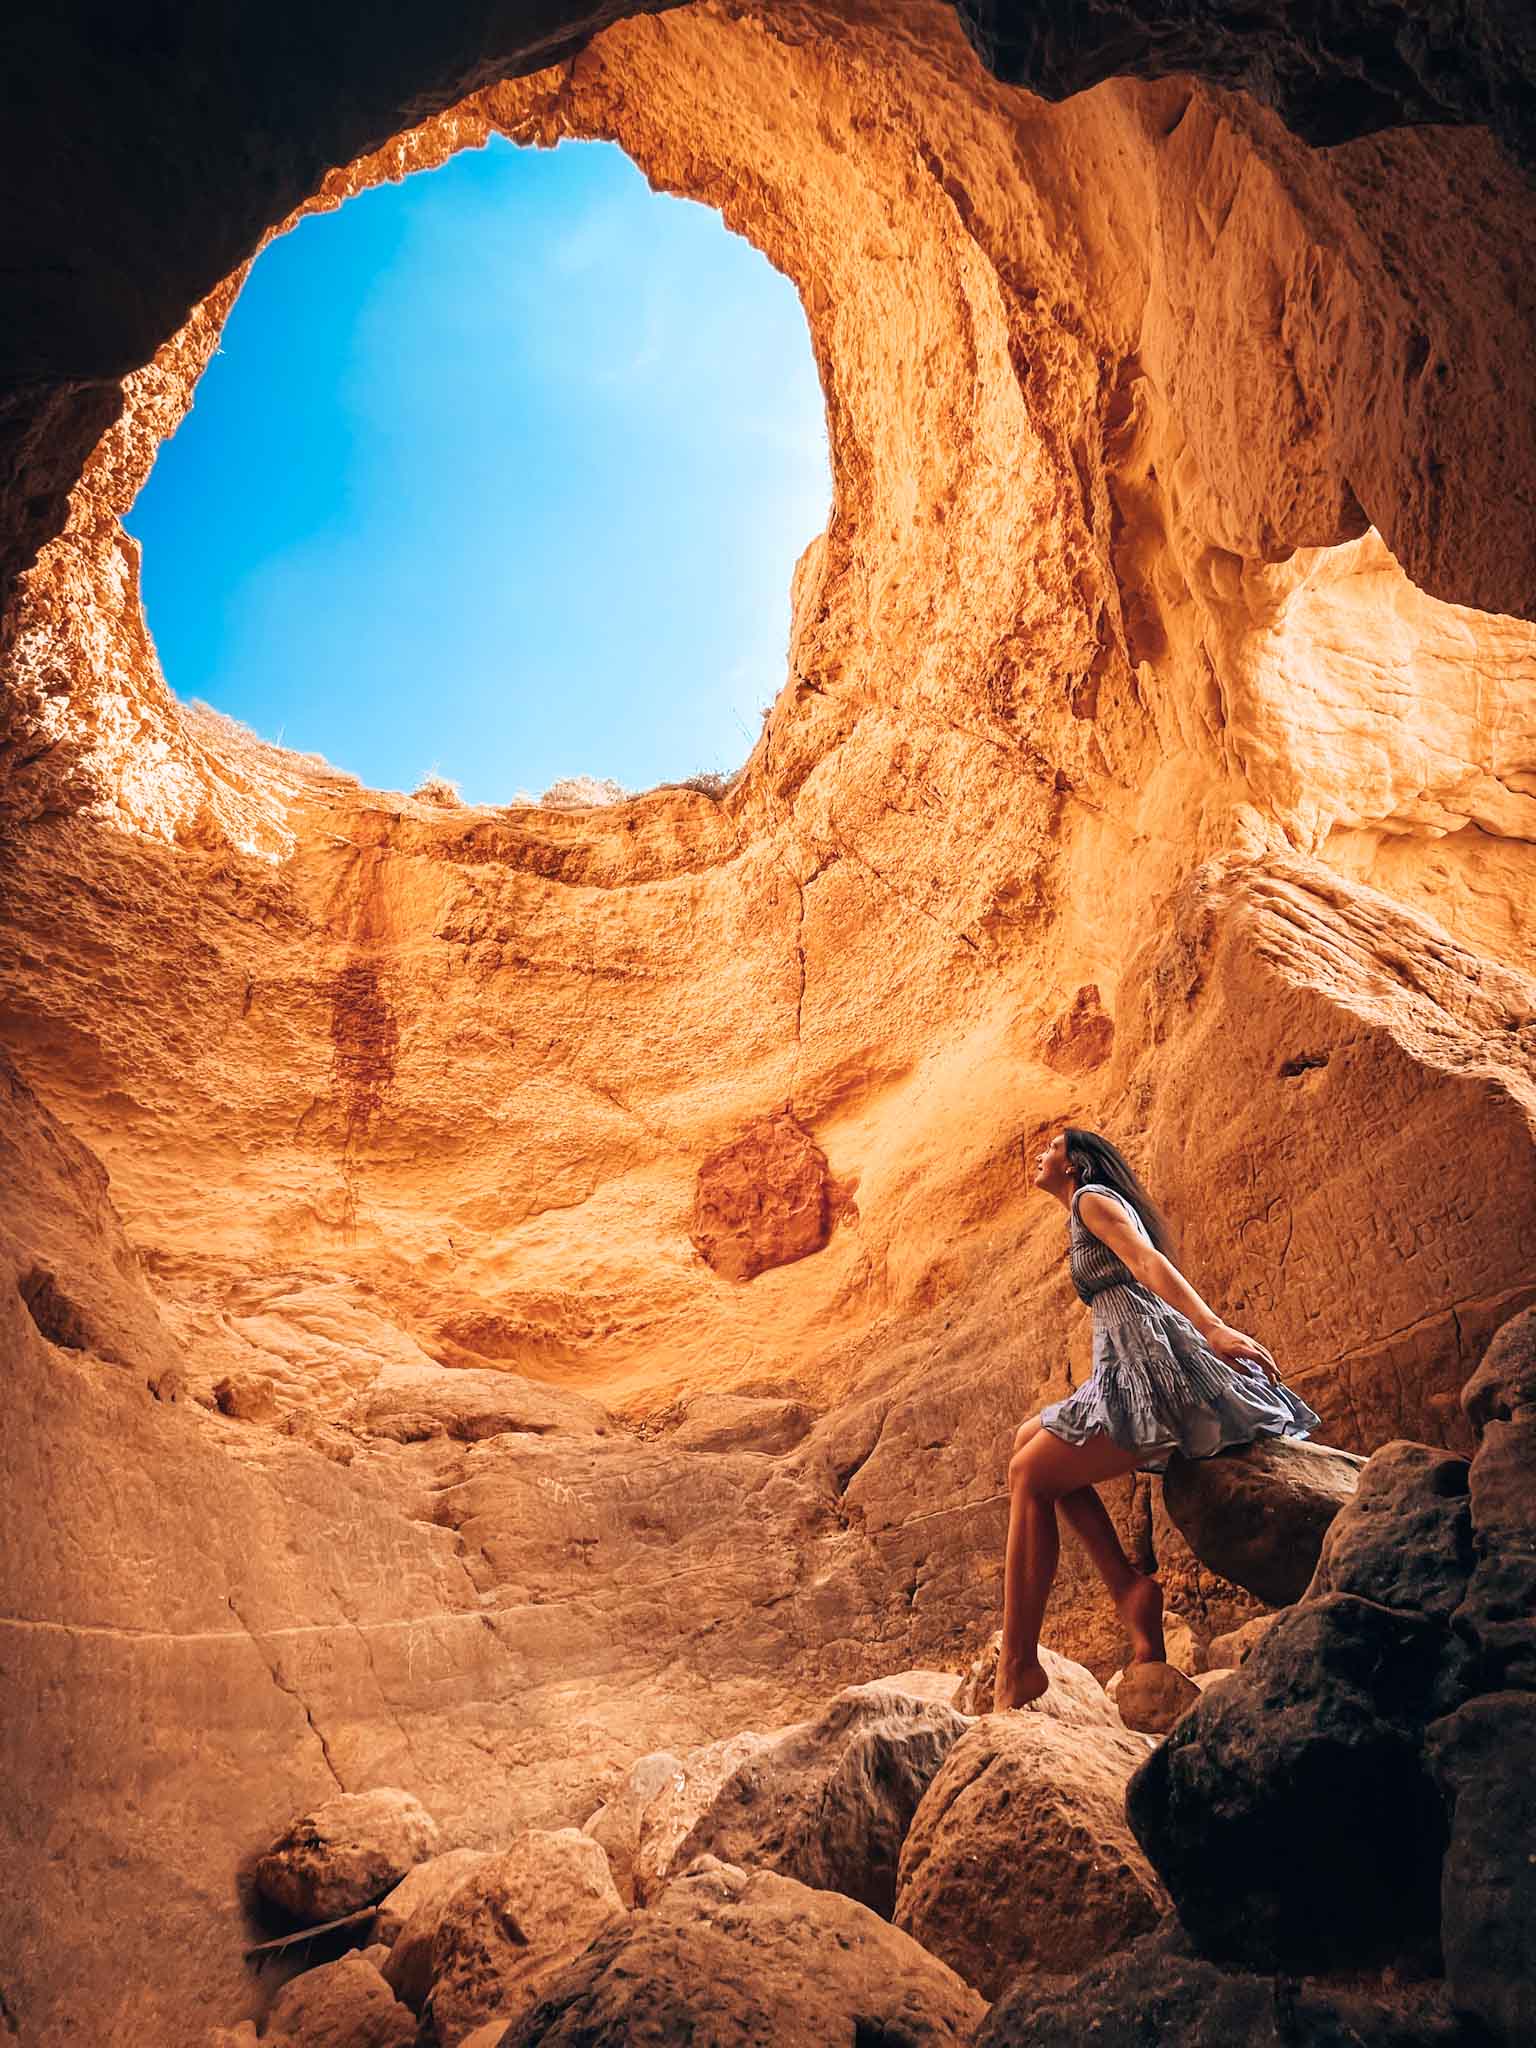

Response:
(1059, 1484), (1165, 1662)
(996, 1425), (1160, 1709)
(1010, 1419), (1165, 1662)
(997, 1449), (1059, 1709)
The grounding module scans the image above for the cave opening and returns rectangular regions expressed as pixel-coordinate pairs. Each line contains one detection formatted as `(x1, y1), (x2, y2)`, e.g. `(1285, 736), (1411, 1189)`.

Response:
(122, 134), (831, 808)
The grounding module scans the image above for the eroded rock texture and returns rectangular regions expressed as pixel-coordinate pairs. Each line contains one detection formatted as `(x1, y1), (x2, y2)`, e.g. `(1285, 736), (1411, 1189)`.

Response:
(894, 1712), (1167, 1994)
(1162, 1436), (1365, 1604)
(1118, 1367), (1536, 2041)
(1, 1), (1535, 2042)
(960, 0), (1536, 170)
(498, 1858), (987, 2045)
(631, 1679), (969, 1916)
(977, 1924), (1474, 2048)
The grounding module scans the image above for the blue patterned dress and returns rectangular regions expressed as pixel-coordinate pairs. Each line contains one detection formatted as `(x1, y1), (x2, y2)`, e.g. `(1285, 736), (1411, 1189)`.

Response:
(1039, 1182), (1320, 1472)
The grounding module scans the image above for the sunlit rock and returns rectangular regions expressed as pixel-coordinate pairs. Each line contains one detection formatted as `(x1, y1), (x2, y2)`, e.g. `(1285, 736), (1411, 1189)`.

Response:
(255, 1790), (441, 1924)
(498, 1858), (985, 2046)
(895, 1713), (1167, 1996)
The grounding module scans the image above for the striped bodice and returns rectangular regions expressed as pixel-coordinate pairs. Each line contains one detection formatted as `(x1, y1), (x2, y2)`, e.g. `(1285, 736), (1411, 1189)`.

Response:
(1068, 1182), (1152, 1308)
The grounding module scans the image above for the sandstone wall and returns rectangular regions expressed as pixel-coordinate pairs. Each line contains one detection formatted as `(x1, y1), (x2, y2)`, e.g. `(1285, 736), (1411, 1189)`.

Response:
(1, 2), (1535, 2041)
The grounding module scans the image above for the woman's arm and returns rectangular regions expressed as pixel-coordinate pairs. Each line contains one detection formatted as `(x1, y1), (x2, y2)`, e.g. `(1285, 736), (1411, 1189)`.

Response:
(1076, 1192), (1278, 1373)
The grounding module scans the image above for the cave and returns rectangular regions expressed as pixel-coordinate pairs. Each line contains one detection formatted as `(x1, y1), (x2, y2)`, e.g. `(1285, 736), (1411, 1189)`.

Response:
(1, 2), (1534, 2042)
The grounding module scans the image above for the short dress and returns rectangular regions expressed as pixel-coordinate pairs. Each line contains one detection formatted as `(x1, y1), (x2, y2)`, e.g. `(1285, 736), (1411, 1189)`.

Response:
(1039, 1182), (1320, 1473)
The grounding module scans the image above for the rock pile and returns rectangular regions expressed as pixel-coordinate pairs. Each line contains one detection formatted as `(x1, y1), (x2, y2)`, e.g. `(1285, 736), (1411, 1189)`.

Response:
(496, 1860), (986, 2047)
(989, 1308), (1536, 2047)
(226, 1311), (1533, 2044)
(232, 1662), (1162, 2041)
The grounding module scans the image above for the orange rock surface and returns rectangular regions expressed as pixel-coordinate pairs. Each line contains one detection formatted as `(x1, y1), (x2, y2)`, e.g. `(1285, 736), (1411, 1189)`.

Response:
(1, 3), (1534, 2041)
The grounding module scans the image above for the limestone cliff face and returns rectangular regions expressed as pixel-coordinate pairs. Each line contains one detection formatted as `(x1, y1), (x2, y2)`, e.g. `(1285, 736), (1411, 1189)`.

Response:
(1, 3), (1535, 2043)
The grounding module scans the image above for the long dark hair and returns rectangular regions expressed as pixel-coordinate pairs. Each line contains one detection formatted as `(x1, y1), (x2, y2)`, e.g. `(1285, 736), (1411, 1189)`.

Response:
(1064, 1128), (1172, 1255)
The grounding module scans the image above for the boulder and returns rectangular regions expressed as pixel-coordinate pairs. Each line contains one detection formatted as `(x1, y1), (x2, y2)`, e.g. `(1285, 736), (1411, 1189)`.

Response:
(1207, 1611), (1282, 1668)
(1454, 1413), (1536, 1691)
(582, 1751), (685, 1905)
(1127, 1594), (1449, 1971)
(260, 1954), (415, 2048)
(424, 1828), (624, 2046)
(496, 1858), (985, 2046)
(1429, 1692), (1536, 2045)
(671, 1392), (814, 1455)
(1162, 1439), (1365, 1607)
(1161, 1609), (1209, 1676)
(255, 1790), (440, 1924)
(893, 1712), (1166, 1998)
(1110, 1660), (1202, 1734)
(632, 1729), (778, 1905)
(374, 1847), (492, 1948)
(954, 1631), (1122, 1726)
(1147, 1488), (1274, 1658)
(975, 1925), (1473, 2048)
(380, 1852), (496, 2009)
(1303, 1440), (1473, 1622)
(1461, 1305), (1536, 1436)
(633, 1679), (969, 1917)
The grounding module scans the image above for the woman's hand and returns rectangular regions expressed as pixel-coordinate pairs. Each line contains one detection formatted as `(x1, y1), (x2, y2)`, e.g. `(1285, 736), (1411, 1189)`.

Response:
(1203, 1321), (1280, 1379)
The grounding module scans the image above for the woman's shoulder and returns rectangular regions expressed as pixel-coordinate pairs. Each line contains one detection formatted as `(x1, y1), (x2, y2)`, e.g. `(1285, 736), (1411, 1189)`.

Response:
(1073, 1183), (1146, 1234)
(1072, 1180), (1129, 1213)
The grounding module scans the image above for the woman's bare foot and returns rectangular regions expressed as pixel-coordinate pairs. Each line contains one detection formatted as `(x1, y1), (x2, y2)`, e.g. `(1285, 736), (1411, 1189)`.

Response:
(1117, 1573), (1166, 1664)
(993, 1657), (1051, 1711)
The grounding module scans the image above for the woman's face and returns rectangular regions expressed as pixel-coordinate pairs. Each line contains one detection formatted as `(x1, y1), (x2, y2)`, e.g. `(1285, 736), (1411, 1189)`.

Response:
(1033, 1130), (1072, 1191)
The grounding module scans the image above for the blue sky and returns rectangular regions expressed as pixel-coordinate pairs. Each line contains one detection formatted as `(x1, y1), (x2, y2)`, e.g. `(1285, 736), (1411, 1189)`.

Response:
(125, 137), (830, 803)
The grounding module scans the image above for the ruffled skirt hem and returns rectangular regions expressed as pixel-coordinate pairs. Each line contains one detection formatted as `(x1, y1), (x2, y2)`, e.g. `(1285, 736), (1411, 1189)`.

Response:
(1038, 1290), (1321, 1475)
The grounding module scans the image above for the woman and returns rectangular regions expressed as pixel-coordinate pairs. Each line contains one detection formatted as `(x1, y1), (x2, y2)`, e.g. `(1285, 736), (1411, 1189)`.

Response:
(995, 1127), (1320, 1711)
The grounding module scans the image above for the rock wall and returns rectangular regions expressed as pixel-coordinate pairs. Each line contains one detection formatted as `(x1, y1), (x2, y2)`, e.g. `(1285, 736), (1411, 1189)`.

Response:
(1, 1), (1535, 2041)
(960, 0), (1536, 170)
